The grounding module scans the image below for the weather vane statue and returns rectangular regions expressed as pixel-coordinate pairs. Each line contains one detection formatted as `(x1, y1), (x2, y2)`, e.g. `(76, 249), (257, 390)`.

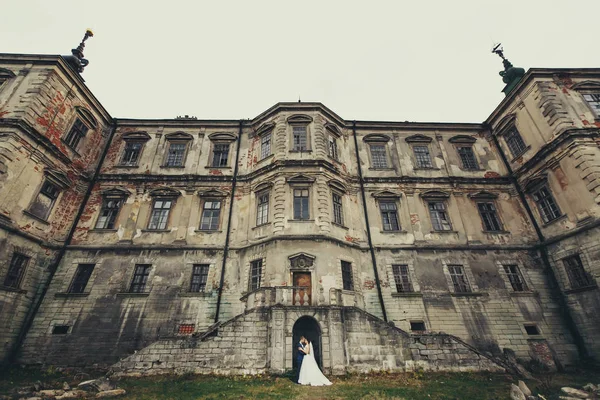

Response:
(64, 29), (94, 74)
(491, 43), (525, 95)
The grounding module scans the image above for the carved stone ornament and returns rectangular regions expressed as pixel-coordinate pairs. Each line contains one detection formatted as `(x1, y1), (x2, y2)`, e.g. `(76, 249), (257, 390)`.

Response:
(289, 253), (315, 270)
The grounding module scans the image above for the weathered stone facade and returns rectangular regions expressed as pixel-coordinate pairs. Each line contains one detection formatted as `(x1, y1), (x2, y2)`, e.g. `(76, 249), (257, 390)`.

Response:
(1, 52), (599, 374)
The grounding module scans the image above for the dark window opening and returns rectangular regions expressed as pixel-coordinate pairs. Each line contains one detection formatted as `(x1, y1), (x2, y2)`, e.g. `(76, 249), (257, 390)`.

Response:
(505, 128), (527, 158)
(3, 253), (30, 288)
(120, 142), (143, 166)
(256, 192), (269, 226)
(148, 198), (173, 230)
(250, 259), (262, 291)
(563, 254), (593, 289)
(28, 180), (61, 220)
(341, 261), (354, 291)
(292, 126), (307, 151)
(428, 201), (452, 231)
(457, 146), (479, 170)
(392, 264), (413, 293)
(200, 200), (221, 230)
(583, 93), (600, 115)
(190, 264), (209, 292)
(503, 264), (528, 292)
(328, 136), (338, 160)
(477, 202), (502, 232)
(212, 143), (230, 167)
(95, 198), (123, 229)
(532, 186), (561, 223)
(413, 145), (433, 168)
(379, 201), (400, 231)
(410, 321), (426, 332)
(448, 265), (471, 293)
(260, 133), (271, 160)
(64, 118), (89, 150)
(293, 189), (310, 220)
(165, 142), (187, 167)
(370, 144), (388, 168)
(524, 325), (540, 335)
(332, 192), (344, 225)
(52, 325), (70, 335)
(68, 264), (95, 294)
(129, 264), (151, 293)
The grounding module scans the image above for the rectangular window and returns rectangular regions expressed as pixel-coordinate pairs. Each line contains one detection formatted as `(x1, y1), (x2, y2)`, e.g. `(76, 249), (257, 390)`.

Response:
(293, 189), (310, 220)
(190, 264), (209, 292)
(532, 186), (561, 223)
(448, 265), (471, 293)
(28, 180), (60, 220)
(332, 192), (344, 225)
(583, 93), (600, 115)
(505, 128), (527, 158)
(379, 201), (400, 231)
(148, 199), (173, 230)
(524, 325), (540, 335)
(212, 143), (230, 167)
(392, 264), (413, 293)
(68, 264), (95, 294)
(64, 118), (89, 150)
(165, 142), (187, 167)
(249, 259), (262, 291)
(410, 321), (426, 332)
(260, 133), (271, 160)
(129, 264), (151, 293)
(52, 325), (70, 335)
(178, 324), (195, 335)
(328, 136), (338, 160)
(95, 198), (123, 229)
(256, 192), (269, 226)
(428, 201), (452, 231)
(120, 142), (143, 166)
(370, 144), (388, 169)
(477, 202), (502, 232)
(3, 253), (30, 288)
(200, 200), (221, 230)
(457, 146), (479, 170)
(503, 264), (528, 292)
(563, 254), (593, 289)
(292, 126), (307, 151)
(413, 145), (433, 168)
(341, 261), (354, 291)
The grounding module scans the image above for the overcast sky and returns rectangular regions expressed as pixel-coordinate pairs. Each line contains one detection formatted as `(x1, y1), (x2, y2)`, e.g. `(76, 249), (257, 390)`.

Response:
(3, 0), (599, 122)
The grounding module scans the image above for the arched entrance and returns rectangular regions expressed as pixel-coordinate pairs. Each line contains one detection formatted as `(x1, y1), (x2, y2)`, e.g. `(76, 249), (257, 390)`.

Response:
(292, 316), (322, 369)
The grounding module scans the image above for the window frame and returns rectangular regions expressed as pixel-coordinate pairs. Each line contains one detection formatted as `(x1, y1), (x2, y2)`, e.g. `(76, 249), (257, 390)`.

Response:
(95, 195), (125, 230)
(199, 199), (223, 231)
(256, 190), (270, 226)
(562, 254), (593, 289)
(531, 184), (562, 223)
(379, 200), (401, 231)
(211, 142), (231, 167)
(504, 127), (528, 158)
(391, 264), (414, 293)
(457, 146), (479, 170)
(332, 191), (344, 226)
(447, 264), (472, 293)
(27, 179), (62, 221)
(260, 132), (272, 160)
(68, 263), (95, 294)
(412, 145), (434, 169)
(582, 93), (600, 118)
(502, 264), (528, 292)
(249, 259), (263, 291)
(164, 141), (189, 167)
(341, 260), (354, 291)
(428, 201), (452, 231)
(129, 264), (152, 293)
(189, 264), (210, 293)
(147, 197), (175, 230)
(369, 144), (388, 169)
(3, 253), (30, 289)
(120, 141), (144, 166)
(293, 188), (310, 220)
(476, 201), (503, 232)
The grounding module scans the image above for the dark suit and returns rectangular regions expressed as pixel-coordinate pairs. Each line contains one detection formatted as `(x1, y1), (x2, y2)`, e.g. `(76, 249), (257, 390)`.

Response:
(296, 341), (305, 382)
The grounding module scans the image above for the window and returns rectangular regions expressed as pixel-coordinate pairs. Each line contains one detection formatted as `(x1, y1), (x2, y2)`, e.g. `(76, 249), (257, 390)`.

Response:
(504, 128), (527, 158)
(178, 324), (195, 334)
(165, 142), (187, 167)
(503, 264), (528, 292)
(212, 143), (230, 167)
(583, 93), (600, 116)
(524, 325), (540, 335)
(410, 321), (426, 332)
(64, 118), (89, 150)
(260, 133), (271, 160)
(249, 259), (262, 291)
(147, 199), (173, 230)
(190, 264), (209, 292)
(52, 325), (70, 335)
(457, 146), (479, 170)
(341, 261), (354, 291)
(532, 185), (561, 223)
(129, 264), (151, 293)
(28, 180), (61, 220)
(448, 265), (471, 293)
(413, 145), (433, 168)
(3, 253), (30, 288)
(392, 264), (413, 293)
(256, 192), (269, 226)
(293, 189), (310, 220)
(328, 136), (338, 160)
(292, 126), (307, 151)
(428, 201), (452, 231)
(120, 142), (143, 166)
(477, 202), (502, 232)
(563, 254), (593, 289)
(95, 198), (123, 229)
(332, 192), (344, 225)
(379, 201), (400, 231)
(369, 144), (388, 169)
(68, 264), (95, 294)
(200, 200), (221, 230)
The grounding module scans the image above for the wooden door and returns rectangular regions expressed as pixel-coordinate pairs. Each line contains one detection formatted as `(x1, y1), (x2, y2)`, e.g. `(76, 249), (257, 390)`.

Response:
(293, 272), (311, 305)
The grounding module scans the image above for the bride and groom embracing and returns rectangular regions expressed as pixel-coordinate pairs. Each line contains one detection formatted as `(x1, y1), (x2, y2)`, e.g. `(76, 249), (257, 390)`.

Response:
(296, 336), (332, 386)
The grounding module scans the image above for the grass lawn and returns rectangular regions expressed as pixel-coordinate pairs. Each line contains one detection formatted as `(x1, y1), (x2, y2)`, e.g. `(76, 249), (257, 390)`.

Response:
(1, 367), (598, 399)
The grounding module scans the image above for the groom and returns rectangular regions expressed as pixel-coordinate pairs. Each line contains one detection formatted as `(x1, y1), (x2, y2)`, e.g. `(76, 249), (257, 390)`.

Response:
(296, 336), (307, 383)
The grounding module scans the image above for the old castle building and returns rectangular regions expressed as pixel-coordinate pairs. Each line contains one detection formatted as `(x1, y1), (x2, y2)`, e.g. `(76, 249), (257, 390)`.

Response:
(0, 40), (599, 374)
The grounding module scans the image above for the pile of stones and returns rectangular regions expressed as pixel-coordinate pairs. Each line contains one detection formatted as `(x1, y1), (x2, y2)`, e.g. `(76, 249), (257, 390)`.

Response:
(510, 380), (600, 400)
(5, 377), (126, 399)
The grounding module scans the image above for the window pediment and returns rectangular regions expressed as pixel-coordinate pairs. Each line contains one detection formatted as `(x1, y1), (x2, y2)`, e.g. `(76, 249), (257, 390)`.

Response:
(198, 189), (228, 198)
(44, 168), (71, 189)
(363, 134), (390, 143)
(286, 174), (315, 185)
(325, 123), (342, 137)
(253, 182), (273, 192)
(0, 68), (16, 79)
(208, 132), (236, 142)
(449, 135), (477, 144)
(165, 131), (193, 141)
(495, 113), (517, 135)
(256, 122), (275, 136)
(102, 188), (131, 198)
(405, 134), (432, 144)
(372, 190), (401, 199)
(468, 191), (498, 200)
(122, 131), (151, 141)
(287, 114), (313, 125)
(149, 187), (181, 197)
(328, 179), (346, 193)
(571, 80), (600, 92)
(289, 253), (315, 270)
(75, 107), (97, 129)
(523, 175), (549, 193)
(420, 190), (450, 200)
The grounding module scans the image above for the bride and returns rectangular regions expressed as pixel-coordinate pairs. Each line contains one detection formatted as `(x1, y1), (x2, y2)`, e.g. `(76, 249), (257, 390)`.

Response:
(298, 341), (332, 386)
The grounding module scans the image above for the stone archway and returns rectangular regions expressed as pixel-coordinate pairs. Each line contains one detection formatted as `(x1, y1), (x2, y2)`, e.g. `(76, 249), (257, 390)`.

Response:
(292, 316), (322, 369)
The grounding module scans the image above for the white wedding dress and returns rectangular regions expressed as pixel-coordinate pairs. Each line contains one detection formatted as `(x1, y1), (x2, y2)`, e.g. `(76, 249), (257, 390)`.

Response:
(298, 342), (332, 386)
